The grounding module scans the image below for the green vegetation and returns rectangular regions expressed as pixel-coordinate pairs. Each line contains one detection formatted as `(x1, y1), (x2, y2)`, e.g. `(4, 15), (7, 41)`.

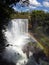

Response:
(29, 10), (49, 57)
(10, 12), (30, 19)
(30, 10), (49, 35)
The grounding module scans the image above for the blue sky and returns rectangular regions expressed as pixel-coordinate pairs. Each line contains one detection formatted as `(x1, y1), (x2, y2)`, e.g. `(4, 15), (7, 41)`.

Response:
(13, 0), (49, 12)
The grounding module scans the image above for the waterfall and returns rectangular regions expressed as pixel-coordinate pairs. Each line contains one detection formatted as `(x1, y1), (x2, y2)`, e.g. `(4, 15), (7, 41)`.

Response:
(2, 19), (30, 65)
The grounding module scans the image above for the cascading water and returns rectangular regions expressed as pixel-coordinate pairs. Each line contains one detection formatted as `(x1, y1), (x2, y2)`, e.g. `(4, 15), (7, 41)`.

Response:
(2, 19), (30, 65)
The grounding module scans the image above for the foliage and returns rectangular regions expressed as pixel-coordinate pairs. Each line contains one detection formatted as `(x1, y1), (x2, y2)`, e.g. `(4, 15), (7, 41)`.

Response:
(29, 10), (49, 57)
(30, 10), (49, 35)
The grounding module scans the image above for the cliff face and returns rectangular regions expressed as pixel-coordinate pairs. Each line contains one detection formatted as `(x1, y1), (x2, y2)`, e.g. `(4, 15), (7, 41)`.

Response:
(28, 24), (32, 30)
(22, 43), (42, 58)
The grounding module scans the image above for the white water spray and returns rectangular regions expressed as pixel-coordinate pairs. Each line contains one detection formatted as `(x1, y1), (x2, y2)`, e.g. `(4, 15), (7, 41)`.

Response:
(3, 19), (30, 65)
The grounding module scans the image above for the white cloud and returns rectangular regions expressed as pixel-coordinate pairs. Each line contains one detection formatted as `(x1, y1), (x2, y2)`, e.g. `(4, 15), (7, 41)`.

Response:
(29, 5), (36, 9)
(43, 1), (49, 7)
(13, 5), (30, 12)
(29, 0), (41, 6)
(43, 9), (48, 12)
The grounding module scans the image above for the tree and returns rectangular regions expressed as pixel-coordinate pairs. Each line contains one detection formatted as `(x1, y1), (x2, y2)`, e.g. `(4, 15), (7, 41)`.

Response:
(30, 10), (49, 34)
